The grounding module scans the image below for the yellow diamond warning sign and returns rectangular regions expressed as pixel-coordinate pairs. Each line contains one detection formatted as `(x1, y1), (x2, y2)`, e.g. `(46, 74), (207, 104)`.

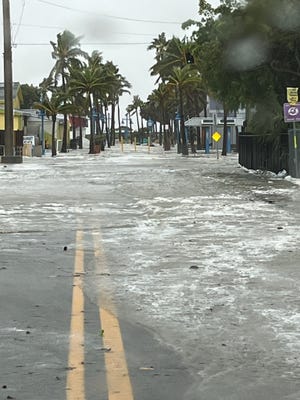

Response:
(212, 131), (221, 142)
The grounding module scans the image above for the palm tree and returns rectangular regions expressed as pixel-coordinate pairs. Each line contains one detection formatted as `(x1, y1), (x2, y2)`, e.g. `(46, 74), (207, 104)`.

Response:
(149, 36), (196, 83)
(167, 66), (202, 155)
(101, 62), (131, 146)
(147, 83), (173, 150)
(49, 30), (88, 152)
(115, 77), (131, 141)
(34, 87), (67, 157)
(148, 33), (168, 64)
(69, 93), (88, 149)
(132, 95), (143, 134)
(69, 52), (111, 154)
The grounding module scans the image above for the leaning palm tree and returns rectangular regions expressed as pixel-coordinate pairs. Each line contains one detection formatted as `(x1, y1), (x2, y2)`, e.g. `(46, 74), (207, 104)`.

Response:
(128, 95), (144, 137)
(149, 36), (196, 83)
(147, 32), (168, 64)
(49, 30), (88, 152)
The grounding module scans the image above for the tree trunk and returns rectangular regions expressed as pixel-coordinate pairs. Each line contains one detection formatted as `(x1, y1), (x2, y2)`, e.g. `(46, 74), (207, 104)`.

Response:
(89, 96), (95, 154)
(61, 114), (68, 152)
(140, 113), (144, 144)
(72, 115), (76, 140)
(61, 75), (68, 153)
(51, 114), (57, 157)
(79, 116), (83, 149)
(170, 118), (176, 147)
(117, 102), (121, 141)
(160, 104), (164, 146)
(110, 103), (116, 146)
(135, 109), (140, 144)
(222, 105), (228, 156)
(190, 127), (196, 154)
(159, 124), (163, 146)
(179, 88), (188, 155)
(196, 127), (201, 150)
(163, 124), (171, 151)
(104, 106), (110, 148)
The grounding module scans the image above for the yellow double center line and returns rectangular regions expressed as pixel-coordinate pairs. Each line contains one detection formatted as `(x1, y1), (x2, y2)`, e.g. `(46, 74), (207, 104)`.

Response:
(66, 230), (134, 400)
(66, 230), (85, 399)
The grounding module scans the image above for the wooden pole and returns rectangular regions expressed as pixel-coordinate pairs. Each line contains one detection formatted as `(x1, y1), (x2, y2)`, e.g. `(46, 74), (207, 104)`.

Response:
(2, 0), (22, 162)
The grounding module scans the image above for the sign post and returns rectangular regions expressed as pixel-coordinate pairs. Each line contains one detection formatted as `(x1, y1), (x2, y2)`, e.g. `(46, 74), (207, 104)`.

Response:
(212, 131), (222, 159)
(147, 119), (154, 153)
(284, 87), (300, 178)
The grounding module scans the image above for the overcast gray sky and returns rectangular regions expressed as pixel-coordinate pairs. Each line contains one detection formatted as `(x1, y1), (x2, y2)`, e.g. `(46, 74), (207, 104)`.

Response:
(1, 0), (219, 113)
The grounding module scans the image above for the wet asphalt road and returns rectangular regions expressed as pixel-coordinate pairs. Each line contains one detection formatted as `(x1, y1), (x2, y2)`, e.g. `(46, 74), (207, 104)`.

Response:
(1, 144), (300, 399)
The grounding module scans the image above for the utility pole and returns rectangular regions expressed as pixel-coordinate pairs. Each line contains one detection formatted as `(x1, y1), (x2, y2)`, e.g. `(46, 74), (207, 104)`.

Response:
(2, 0), (22, 163)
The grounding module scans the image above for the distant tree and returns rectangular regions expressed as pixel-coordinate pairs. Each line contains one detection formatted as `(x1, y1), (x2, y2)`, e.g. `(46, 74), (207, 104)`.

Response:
(167, 66), (202, 155)
(34, 84), (68, 157)
(69, 52), (111, 154)
(146, 83), (174, 150)
(69, 92), (88, 149)
(101, 61), (131, 146)
(20, 84), (41, 108)
(127, 95), (144, 139)
(49, 30), (88, 152)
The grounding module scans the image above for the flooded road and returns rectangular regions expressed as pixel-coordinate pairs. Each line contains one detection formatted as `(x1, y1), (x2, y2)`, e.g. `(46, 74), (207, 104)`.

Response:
(1, 145), (300, 399)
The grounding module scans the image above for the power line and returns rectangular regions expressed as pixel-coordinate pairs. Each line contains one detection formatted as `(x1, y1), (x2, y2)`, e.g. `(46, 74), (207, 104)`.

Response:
(12, 0), (26, 45)
(11, 22), (157, 36)
(12, 22), (64, 30)
(36, 0), (182, 24)
(14, 41), (151, 46)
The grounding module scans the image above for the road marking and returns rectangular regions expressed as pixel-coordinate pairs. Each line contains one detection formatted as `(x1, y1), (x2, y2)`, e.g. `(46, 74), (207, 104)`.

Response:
(100, 308), (134, 400)
(66, 230), (85, 400)
(93, 232), (135, 400)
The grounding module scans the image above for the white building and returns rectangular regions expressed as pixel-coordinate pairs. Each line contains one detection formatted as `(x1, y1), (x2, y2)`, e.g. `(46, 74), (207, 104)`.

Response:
(185, 97), (246, 151)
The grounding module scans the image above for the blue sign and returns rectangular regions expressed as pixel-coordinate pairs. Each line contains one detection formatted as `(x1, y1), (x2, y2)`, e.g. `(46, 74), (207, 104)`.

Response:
(147, 119), (154, 127)
(283, 103), (300, 122)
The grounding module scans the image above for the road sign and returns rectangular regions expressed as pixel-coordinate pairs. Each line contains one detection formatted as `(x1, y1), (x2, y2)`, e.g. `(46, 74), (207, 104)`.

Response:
(212, 131), (221, 142)
(283, 103), (300, 122)
(287, 87), (298, 105)
(147, 119), (154, 127)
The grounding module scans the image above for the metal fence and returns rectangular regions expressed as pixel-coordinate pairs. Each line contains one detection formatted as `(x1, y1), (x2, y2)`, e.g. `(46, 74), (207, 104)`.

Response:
(238, 133), (289, 174)
(288, 129), (300, 178)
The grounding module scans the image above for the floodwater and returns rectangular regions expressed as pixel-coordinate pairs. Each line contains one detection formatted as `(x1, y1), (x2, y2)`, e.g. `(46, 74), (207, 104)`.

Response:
(1, 144), (300, 399)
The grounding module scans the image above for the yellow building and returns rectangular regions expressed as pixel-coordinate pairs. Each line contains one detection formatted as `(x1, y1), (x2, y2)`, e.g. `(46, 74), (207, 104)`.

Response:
(0, 82), (24, 132)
